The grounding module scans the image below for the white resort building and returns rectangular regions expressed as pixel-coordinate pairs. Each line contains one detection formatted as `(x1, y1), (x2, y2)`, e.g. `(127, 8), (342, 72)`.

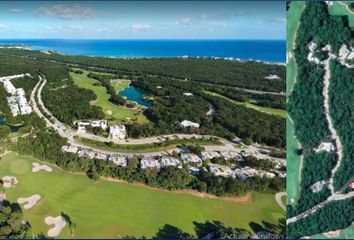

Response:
(109, 125), (127, 140)
(109, 154), (127, 167)
(314, 142), (335, 153)
(219, 150), (241, 161)
(200, 151), (221, 160)
(77, 120), (108, 133)
(160, 156), (182, 168)
(179, 120), (200, 128)
(181, 153), (202, 166)
(62, 145), (79, 154)
(208, 163), (235, 178)
(140, 157), (161, 170)
(234, 167), (259, 180)
(1, 74), (33, 117)
(264, 74), (280, 80)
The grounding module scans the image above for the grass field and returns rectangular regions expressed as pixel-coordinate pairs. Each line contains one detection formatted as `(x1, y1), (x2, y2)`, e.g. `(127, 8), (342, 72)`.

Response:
(329, 2), (354, 28)
(0, 152), (284, 238)
(286, 1), (305, 51)
(111, 79), (130, 92)
(204, 91), (286, 118)
(286, 1), (305, 205)
(70, 70), (149, 124)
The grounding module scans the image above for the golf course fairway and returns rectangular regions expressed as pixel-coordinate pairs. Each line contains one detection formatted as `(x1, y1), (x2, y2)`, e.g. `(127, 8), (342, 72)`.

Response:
(0, 152), (284, 238)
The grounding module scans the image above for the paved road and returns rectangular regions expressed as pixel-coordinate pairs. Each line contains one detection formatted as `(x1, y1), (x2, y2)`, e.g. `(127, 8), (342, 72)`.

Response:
(275, 192), (286, 211)
(287, 191), (354, 225)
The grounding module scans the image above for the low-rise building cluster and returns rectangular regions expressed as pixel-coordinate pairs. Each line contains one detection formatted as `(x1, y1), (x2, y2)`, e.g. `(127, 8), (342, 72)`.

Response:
(61, 145), (284, 180)
(77, 120), (108, 133)
(62, 145), (127, 167)
(234, 167), (276, 180)
(1, 74), (32, 117)
(76, 121), (127, 140)
(208, 164), (279, 180)
(140, 157), (161, 170)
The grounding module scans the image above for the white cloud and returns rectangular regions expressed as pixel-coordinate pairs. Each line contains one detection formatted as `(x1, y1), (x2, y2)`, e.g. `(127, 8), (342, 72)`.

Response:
(132, 23), (151, 32)
(0, 24), (7, 30)
(10, 8), (22, 13)
(208, 21), (227, 27)
(37, 4), (94, 19)
(200, 11), (249, 21)
(44, 24), (108, 34)
(176, 17), (192, 25)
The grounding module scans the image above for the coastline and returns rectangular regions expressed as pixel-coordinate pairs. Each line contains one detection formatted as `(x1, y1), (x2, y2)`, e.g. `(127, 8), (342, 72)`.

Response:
(0, 40), (286, 65)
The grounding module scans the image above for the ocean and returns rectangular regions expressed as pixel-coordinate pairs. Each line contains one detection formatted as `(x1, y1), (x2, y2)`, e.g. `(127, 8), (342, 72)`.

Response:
(0, 39), (286, 63)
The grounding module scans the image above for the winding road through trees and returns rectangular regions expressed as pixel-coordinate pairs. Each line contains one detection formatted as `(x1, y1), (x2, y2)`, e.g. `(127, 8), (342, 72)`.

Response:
(287, 44), (352, 225)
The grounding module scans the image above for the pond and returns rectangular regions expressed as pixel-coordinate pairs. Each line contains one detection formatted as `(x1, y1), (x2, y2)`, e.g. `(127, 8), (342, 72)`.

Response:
(119, 86), (152, 107)
(0, 115), (21, 132)
(0, 116), (5, 125)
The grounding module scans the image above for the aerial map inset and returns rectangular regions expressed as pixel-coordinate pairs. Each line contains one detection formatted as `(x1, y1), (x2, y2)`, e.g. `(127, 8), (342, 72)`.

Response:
(287, 1), (354, 239)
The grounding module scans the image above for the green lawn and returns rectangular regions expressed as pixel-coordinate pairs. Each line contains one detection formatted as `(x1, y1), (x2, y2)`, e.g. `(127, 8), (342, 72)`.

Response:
(312, 223), (354, 239)
(204, 91), (286, 118)
(286, 1), (305, 51)
(70, 70), (148, 124)
(286, 1), (305, 205)
(0, 152), (284, 238)
(329, 2), (354, 28)
(111, 79), (130, 92)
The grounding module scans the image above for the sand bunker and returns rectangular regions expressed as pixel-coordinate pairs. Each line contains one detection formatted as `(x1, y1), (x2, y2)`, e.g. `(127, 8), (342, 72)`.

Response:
(2, 176), (18, 188)
(45, 216), (67, 237)
(17, 194), (41, 209)
(32, 162), (53, 173)
(323, 230), (341, 238)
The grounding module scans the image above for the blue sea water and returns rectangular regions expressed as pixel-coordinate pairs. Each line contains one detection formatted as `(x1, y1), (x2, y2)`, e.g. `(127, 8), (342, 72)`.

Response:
(0, 39), (286, 63)
(119, 86), (152, 107)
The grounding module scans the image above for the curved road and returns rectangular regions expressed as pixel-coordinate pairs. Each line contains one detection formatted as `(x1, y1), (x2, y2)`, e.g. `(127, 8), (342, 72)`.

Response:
(275, 192), (286, 211)
(30, 75), (284, 160)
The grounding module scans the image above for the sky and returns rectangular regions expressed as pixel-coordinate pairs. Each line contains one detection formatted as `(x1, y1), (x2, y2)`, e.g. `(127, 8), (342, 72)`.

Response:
(0, 1), (285, 39)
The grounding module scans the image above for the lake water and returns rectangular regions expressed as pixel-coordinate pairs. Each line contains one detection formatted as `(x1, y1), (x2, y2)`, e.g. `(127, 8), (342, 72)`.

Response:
(0, 39), (286, 63)
(119, 86), (152, 107)
(0, 116), (5, 125)
(0, 115), (21, 132)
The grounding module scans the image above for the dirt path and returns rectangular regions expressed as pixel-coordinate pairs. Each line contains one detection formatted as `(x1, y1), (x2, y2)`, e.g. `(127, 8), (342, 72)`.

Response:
(321, 46), (344, 194)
